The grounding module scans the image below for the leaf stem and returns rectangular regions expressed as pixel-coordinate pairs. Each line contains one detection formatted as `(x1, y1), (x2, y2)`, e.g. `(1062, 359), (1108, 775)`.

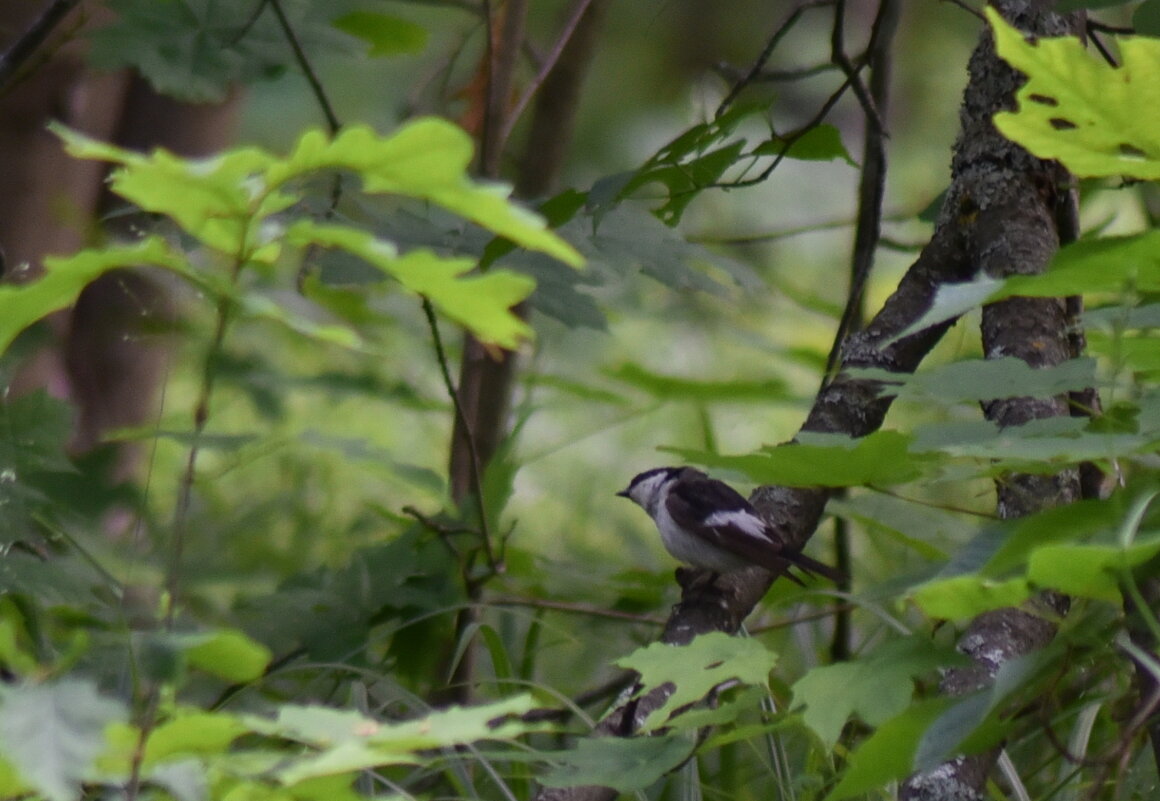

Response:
(165, 259), (244, 626)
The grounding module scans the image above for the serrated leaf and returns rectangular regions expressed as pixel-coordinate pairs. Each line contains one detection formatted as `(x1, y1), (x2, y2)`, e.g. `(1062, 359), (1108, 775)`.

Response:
(55, 125), (286, 257)
(144, 711), (251, 765)
(915, 648), (1059, 770)
(88, 0), (348, 102)
(793, 637), (963, 747)
(989, 8), (1160, 180)
(179, 629), (272, 683)
(668, 430), (925, 488)
(824, 698), (951, 801)
(625, 141), (746, 225)
(537, 735), (695, 792)
(332, 12), (427, 56)
(287, 221), (535, 348)
(240, 293), (363, 349)
(1028, 536), (1160, 602)
(911, 574), (1031, 621)
(57, 121), (582, 271)
(0, 680), (126, 801)
(852, 357), (1098, 404)
(755, 124), (855, 165)
(828, 494), (972, 561)
(581, 203), (755, 293)
(276, 122), (582, 267)
(254, 696), (539, 783)
(0, 237), (189, 357)
(615, 632), (776, 732)
(609, 104), (766, 225)
(503, 251), (606, 329)
(1002, 231), (1160, 297)
(986, 497), (1126, 574)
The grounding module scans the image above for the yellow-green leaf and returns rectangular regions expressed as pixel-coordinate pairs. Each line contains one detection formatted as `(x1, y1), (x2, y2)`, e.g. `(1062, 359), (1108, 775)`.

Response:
(990, 8), (1160, 179)
(288, 222), (535, 348)
(0, 237), (187, 357)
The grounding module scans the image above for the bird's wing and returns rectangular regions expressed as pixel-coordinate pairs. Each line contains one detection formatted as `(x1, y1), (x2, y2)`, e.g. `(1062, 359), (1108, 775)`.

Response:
(667, 477), (841, 582)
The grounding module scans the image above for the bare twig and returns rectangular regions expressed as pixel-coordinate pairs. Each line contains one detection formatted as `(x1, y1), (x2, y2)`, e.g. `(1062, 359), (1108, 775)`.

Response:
(822, 0), (900, 383)
(421, 300), (499, 578)
(829, 0), (904, 665)
(496, 0), (597, 158)
(830, 0), (886, 136)
(0, 0), (82, 92)
(267, 0), (340, 135)
(713, 60), (839, 84)
(166, 266), (244, 624)
(716, 0), (835, 118)
(491, 597), (666, 625)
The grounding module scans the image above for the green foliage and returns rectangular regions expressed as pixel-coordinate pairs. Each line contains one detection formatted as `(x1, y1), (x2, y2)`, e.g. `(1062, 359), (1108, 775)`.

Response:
(8, 6), (1160, 801)
(990, 9), (1160, 180)
(670, 431), (927, 487)
(89, 0), (400, 102)
(793, 636), (964, 747)
(48, 118), (578, 350)
(594, 104), (854, 225)
(615, 632), (777, 732)
(0, 680), (125, 801)
(538, 736), (697, 793)
(331, 12), (428, 57)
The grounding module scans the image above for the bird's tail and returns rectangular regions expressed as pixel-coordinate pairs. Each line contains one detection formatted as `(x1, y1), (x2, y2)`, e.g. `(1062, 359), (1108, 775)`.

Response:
(783, 550), (844, 584)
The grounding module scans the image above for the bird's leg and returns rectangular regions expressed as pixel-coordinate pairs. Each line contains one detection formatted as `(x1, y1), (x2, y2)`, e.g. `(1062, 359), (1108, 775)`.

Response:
(676, 567), (720, 595)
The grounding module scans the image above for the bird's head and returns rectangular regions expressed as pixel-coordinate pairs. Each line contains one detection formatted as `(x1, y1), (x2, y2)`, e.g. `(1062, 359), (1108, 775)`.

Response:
(617, 466), (698, 516)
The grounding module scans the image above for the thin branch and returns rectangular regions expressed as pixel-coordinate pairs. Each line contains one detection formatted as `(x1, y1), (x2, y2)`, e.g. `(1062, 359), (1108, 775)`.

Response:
(712, 71), (857, 191)
(0, 0), (82, 92)
(822, 0), (900, 383)
(496, 0), (596, 158)
(420, 299), (499, 578)
(713, 60), (839, 84)
(1087, 26), (1119, 68)
(124, 690), (161, 801)
(267, 0), (341, 135)
(521, 673), (637, 723)
(166, 267), (243, 625)
(491, 597), (666, 625)
(715, 0), (834, 118)
(265, 0), (345, 289)
(830, 0), (886, 136)
(942, 0), (985, 22)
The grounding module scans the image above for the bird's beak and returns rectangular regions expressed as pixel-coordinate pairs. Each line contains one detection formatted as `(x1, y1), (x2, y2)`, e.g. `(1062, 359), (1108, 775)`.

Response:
(615, 489), (630, 498)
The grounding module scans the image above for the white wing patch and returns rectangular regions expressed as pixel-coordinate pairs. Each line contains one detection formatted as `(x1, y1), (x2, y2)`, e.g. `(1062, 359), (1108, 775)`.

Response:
(704, 509), (768, 539)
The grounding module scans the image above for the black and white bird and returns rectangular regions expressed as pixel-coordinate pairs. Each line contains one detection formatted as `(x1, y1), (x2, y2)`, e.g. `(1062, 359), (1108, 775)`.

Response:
(618, 466), (839, 584)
